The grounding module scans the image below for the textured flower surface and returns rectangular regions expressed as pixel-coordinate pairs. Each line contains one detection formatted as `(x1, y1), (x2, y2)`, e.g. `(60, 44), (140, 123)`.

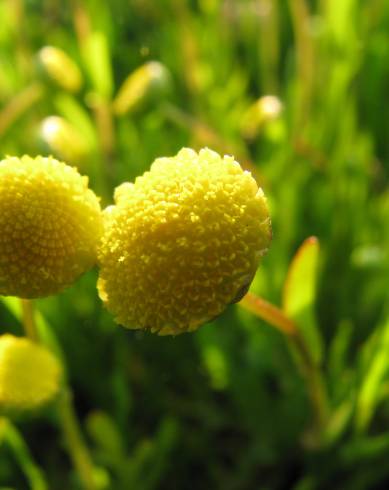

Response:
(0, 155), (103, 298)
(98, 148), (271, 335)
(0, 334), (61, 412)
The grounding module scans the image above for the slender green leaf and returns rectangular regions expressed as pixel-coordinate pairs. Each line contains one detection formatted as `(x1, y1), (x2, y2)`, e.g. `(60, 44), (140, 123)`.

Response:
(82, 31), (113, 99)
(2, 418), (48, 490)
(283, 237), (323, 364)
(355, 316), (389, 432)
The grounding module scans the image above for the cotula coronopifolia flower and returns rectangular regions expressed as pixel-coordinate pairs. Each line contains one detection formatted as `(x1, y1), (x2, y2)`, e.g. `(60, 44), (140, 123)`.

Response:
(0, 334), (61, 412)
(98, 148), (271, 335)
(0, 155), (103, 298)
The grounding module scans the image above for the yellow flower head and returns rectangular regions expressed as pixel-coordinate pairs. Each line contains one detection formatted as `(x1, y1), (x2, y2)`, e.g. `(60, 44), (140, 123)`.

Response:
(98, 148), (271, 335)
(38, 46), (83, 93)
(0, 334), (61, 412)
(0, 155), (103, 298)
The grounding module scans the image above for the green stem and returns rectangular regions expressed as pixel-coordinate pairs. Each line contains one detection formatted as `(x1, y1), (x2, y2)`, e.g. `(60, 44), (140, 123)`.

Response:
(239, 292), (328, 441)
(20, 299), (39, 342)
(239, 292), (298, 336)
(91, 95), (115, 170)
(287, 0), (315, 131)
(19, 299), (96, 490)
(0, 82), (44, 137)
(171, 0), (201, 99)
(86, 93), (116, 192)
(56, 388), (97, 490)
(257, 0), (280, 93)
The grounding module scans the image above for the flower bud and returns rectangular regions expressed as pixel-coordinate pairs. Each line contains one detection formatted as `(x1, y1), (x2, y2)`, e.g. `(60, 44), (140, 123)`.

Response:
(0, 335), (61, 413)
(37, 46), (83, 93)
(240, 95), (283, 140)
(40, 116), (90, 163)
(0, 155), (103, 298)
(112, 61), (171, 116)
(98, 148), (271, 335)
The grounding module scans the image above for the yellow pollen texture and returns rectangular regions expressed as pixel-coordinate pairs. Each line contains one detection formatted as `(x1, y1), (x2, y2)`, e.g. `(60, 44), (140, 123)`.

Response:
(97, 148), (271, 335)
(0, 155), (103, 298)
(0, 334), (61, 412)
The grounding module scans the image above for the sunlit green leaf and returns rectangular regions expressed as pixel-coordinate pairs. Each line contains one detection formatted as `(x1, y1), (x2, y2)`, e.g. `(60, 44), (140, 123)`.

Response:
(283, 237), (323, 364)
(355, 316), (389, 433)
(82, 31), (113, 99)
(86, 410), (125, 461)
(3, 419), (48, 490)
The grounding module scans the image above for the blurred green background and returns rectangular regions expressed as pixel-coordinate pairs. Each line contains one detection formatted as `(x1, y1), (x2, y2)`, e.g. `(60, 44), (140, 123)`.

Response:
(1, 0), (389, 488)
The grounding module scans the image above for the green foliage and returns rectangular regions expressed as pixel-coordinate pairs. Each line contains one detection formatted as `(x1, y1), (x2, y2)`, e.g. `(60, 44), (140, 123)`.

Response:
(283, 237), (323, 364)
(0, 0), (389, 488)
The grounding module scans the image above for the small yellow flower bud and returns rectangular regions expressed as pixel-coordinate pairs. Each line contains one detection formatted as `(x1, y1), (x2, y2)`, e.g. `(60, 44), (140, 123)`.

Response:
(38, 46), (83, 93)
(0, 155), (103, 298)
(113, 61), (171, 116)
(0, 335), (61, 412)
(40, 116), (89, 163)
(98, 148), (271, 335)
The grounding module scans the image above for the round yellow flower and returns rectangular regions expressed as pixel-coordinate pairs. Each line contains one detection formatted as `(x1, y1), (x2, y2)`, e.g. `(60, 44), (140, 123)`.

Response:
(0, 334), (61, 412)
(98, 148), (271, 335)
(0, 155), (103, 298)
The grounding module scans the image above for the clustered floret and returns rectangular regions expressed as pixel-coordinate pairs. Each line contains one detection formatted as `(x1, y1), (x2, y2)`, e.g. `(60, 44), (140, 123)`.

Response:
(0, 148), (271, 338)
(97, 148), (271, 334)
(0, 155), (102, 298)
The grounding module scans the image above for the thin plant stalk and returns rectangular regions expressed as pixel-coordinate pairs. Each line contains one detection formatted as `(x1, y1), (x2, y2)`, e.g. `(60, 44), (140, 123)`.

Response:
(69, 0), (92, 48)
(287, 0), (315, 130)
(171, 0), (201, 100)
(239, 292), (328, 440)
(56, 388), (97, 490)
(20, 299), (96, 490)
(257, 0), (280, 93)
(69, 0), (115, 186)
(90, 95), (115, 173)
(0, 82), (44, 137)
(20, 299), (39, 342)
